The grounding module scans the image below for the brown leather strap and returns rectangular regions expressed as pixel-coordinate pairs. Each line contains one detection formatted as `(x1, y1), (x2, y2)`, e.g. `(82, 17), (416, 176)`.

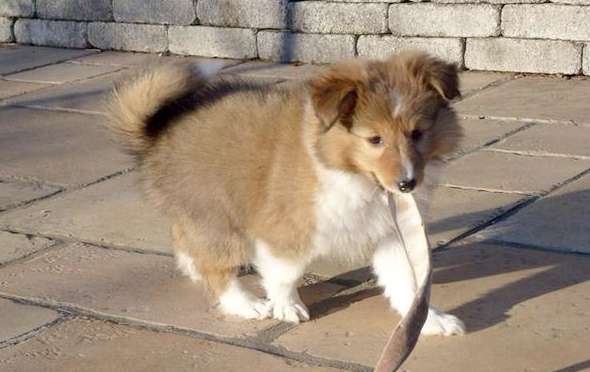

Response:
(374, 193), (432, 372)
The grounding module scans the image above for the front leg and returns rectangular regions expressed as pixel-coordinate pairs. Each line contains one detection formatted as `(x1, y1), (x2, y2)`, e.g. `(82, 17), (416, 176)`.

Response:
(372, 235), (465, 336)
(253, 241), (310, 323)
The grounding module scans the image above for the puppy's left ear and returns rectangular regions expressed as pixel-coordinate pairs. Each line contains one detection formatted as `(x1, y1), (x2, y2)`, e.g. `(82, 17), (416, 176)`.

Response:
(428, 60), (461, 101)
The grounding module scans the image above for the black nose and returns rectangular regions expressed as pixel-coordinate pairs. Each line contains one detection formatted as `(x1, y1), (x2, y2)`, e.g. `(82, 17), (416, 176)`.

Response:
(397, 178), (416, 193)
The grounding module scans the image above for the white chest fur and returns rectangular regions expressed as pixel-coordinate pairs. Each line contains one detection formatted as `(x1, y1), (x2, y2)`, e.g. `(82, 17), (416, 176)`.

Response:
(310, 166), (394, 263)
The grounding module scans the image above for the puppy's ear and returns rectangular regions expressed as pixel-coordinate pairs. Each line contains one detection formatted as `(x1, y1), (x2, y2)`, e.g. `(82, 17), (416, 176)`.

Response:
(428, 59), (460, 101)
(308, 65), (362, 132)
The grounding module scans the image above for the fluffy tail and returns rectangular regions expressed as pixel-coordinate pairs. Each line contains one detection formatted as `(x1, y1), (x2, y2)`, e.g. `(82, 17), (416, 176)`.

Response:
(106, 63), (203, 158)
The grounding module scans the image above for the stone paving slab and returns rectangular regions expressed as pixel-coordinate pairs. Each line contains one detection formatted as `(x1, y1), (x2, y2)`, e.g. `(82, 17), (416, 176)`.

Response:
(458, 71), (512, 95)
(478, 173), (590, 254)
(425, 186), (525, 246)
(2, 69), (128, 114)
(71, 51), (243, 69)
(453, 118), (526, 156)
(440, 151), (590, 194)
(4, 63), (122, 85)
(0, 243), (344, 339)
(0, 179), (60, 212)
(0, 106), (131, 186)
(491, 123), (590, 159)
(276, 242), (590, 370)
(456, 76), (590, 125)
(0, 231), (53, 265)
(0, 174), (169, 253)
(0, 79), (50, 100)
(0, 45), (97, 76)
(0, 318), (338, 372)
(223, 61), (326, 81)
(0, 298), (60, 343)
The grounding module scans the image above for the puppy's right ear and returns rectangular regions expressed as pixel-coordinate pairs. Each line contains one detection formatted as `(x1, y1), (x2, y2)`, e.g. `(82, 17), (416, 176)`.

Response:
(308, 65), (361, 132)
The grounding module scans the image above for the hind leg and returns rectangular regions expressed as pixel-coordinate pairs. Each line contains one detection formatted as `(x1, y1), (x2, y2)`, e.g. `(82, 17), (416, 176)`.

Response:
(253, 240), (310, 323)
(172, 219), (270, 320)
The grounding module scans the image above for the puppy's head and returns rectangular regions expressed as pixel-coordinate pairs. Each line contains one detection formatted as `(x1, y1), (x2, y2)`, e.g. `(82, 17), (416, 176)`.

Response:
(308, 51), (463, 194)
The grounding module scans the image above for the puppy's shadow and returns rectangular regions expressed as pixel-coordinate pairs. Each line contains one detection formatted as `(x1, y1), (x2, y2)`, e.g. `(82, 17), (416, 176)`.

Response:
(306, 188), (590, 333)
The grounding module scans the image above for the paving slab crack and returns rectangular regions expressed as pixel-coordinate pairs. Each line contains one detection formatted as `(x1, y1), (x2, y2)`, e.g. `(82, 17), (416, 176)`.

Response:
(459, 114), (588, 127)
(440, 167), (590, 249)
(1, 103), (106, 116)
(0, 313), (72, 350)
(439, 183), (534, 196)
(484, 148), (590, 161)
(479, 239), (590, 257)
(0, 167), (136, 215)
(446, 122), (536, 162)
(0, 292), (371, 371)
(0, 50), (100, 77)
(0, 226), (172, 258)
(457, 72), (517, 102)
(2, 67), (127, 86)
(0, 239), (67, 269)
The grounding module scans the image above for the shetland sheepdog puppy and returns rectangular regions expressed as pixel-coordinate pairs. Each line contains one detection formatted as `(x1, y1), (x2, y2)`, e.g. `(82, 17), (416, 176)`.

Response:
(107, 52), (465, 335)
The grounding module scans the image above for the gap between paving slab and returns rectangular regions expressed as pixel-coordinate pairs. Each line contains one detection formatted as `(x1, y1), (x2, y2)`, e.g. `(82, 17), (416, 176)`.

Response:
(0, 316), (347, 372)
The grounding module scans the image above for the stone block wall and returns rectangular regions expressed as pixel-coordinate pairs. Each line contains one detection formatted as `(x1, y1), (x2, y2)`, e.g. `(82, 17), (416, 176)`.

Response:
(1, 0), (589, 75)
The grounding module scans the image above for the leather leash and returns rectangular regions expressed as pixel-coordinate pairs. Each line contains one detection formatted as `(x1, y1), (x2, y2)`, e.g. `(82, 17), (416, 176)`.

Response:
(374, 193), (433, 372)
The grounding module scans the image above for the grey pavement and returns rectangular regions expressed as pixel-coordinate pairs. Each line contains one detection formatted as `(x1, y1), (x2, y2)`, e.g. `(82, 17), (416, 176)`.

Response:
(1, 44), (589, 372)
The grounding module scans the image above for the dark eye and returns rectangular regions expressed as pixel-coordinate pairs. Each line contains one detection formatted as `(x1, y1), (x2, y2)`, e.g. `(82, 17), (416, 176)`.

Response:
(367, 136), (383, 145)
(410, 129), (423, 142)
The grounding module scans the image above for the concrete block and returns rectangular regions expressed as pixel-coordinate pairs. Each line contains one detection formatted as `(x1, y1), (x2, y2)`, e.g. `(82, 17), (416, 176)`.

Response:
(465, 38), (582, 75)
(197, 0), (288, 29)
(389, 4), (500, 37)
(257, 31), (355, 64)
(330, 0), (401, 2)
(550, 0), (589, 3)
(169, 26), (257, 59)
(37, 0), (112, 21)
(0, 17), (13, 42)
(0, 0), (34, 17)
(288, 2), (388, 34)
(357, 36), (464, 66)
(114, 0), (196, 25)
(584, 43), (590, 76)
(14, 19), (88, 49)
(433, 0), (545, 3)
(503, 4), (590, 42)
(88, 22), (167, 53)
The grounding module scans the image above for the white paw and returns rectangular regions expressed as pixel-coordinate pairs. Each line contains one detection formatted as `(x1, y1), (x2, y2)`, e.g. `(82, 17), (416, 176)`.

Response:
(267, 299), (310, 324)
(219, 296), (271, 320)
(218, 280), (271, 320)
(421, 308), (466, 336)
